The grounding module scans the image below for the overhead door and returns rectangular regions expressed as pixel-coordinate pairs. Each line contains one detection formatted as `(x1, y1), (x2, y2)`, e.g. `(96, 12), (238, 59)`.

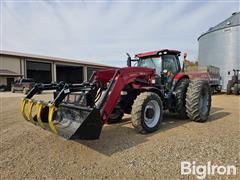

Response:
(56, 65), (83, 83)
(26, 61), (52, 83)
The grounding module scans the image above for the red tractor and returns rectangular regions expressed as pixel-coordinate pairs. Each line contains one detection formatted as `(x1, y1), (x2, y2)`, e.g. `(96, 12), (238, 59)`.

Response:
(21, 49), (211, 140)
(227, 69), (240, 95)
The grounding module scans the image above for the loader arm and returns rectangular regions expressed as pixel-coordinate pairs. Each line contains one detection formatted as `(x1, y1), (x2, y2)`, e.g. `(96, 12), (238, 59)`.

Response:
(99, 67), (155, 123)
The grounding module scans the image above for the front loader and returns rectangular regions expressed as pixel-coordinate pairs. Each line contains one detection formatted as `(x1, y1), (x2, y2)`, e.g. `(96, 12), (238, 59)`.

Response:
(21, 49), (212, 140)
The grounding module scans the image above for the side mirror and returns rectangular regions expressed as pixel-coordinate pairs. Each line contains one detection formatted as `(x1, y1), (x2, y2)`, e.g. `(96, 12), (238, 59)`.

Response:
(163, 69), (168, 74)
(161, 69), (168, 77)
(228, 71), (230, 75)
(126, 53), (131, 67)
(160, 70), (168, 85)
(127, 57), (131, 67)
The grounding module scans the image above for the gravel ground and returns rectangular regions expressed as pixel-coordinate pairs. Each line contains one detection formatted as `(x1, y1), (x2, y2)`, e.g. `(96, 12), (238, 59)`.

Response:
(0, 92), (239, 179)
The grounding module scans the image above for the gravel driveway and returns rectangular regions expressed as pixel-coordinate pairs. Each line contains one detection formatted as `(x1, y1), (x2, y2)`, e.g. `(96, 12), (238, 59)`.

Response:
(0, 93), (239, 179)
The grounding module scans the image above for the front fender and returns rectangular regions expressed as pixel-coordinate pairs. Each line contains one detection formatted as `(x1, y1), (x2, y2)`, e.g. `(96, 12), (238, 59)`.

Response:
(140, 86), (164, 100)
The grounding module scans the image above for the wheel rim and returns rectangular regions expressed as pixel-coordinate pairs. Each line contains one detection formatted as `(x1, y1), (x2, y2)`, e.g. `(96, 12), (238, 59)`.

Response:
(199, 87), (209, 116)
(144, 100), (160, 128)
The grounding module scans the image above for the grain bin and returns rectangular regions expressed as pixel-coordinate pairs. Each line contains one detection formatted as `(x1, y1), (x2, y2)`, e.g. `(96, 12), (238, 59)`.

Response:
(198, 12), (240, 91)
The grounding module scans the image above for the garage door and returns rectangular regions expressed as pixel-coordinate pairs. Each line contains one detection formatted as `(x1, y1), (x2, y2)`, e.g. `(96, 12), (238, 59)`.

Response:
(56, 65), (83, 83)
(26, 61), (52, 83)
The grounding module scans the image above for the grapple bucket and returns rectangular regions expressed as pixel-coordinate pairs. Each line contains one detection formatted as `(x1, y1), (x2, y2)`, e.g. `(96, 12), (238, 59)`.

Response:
(21, 98), (103, 140)
(47, 104), (103, 140)
(20, 82), (104, 140)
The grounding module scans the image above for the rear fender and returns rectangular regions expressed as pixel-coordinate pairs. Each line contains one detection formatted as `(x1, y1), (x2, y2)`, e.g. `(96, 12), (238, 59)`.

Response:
(172, 73), (189, 91)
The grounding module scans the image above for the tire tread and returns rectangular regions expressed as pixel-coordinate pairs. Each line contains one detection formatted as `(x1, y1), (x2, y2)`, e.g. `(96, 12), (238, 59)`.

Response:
(186, 80), (211, 122)
(174, 78), (190, 119)
(131, 92), (162, 133)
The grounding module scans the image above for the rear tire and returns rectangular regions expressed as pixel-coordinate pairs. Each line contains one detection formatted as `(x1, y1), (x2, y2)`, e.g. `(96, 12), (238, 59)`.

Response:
(226, 82), (232, 95)
(11, 87), (15, 93)
(215, 85), (222, 93)
(23, 88), (28, 95)
(108, 108), (124, 124)
(174, 78), (190, 119)
(211, 87), (215, 95)
(233, 84), (239, 95)
(37, 91), (42, 94)
(186, 80), (211, 122)
(131, 92), (163, 133)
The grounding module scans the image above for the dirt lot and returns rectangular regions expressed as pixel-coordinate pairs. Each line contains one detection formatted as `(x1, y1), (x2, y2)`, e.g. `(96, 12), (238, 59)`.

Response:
(0, 92), (239, 179)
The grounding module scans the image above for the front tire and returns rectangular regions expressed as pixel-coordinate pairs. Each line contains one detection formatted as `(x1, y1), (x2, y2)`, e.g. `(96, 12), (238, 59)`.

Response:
(131, 92), (163, 134)
(186, 80), (211, 122)
(108, 108), (124, 124)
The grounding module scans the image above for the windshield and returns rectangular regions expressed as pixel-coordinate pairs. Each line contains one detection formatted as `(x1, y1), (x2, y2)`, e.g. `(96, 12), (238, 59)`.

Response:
(138, 57), (162, 75)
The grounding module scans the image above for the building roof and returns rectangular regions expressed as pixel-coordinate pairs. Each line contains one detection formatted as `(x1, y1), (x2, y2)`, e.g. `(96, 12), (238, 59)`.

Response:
(0, 50), (114, 68)
(135, 49), (180, 58)
(0, 69), (22, 77)
(198, 12), (240, 40)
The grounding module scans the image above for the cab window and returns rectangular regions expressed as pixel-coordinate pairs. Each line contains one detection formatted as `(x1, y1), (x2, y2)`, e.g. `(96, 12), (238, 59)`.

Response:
(138, 57), (162, 75)
(162, 55), (179, 74)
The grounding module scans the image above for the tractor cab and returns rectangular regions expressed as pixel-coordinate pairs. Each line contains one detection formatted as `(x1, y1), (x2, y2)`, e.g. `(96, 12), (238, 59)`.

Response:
(128, 49), (182, 89)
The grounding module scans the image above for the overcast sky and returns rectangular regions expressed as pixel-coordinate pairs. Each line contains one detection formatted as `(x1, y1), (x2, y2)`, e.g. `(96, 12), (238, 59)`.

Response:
(1, 1), (239, 66)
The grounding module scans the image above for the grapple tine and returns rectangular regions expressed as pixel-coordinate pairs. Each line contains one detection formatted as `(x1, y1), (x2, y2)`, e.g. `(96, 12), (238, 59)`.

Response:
(21, 98), (29, 121)
(48, 103), (58, 134)
(27, 100), (36, 124)
(36, 102), (45, 129)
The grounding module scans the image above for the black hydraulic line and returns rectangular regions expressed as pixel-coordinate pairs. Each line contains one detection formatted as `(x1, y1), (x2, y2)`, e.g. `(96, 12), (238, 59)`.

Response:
(88, 72), (96, 82)
(94, 89), (103, 103)
(96, 69), (120, 110)
(53, 83), (95, 107)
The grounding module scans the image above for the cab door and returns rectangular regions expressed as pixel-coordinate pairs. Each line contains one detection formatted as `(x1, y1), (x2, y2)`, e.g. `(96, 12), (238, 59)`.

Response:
(162, 55), (181, 88)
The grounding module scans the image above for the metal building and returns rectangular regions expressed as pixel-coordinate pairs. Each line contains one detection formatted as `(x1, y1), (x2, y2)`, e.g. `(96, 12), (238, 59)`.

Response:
(0, 50), (114, 90)
(198, 12), (240, 91)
